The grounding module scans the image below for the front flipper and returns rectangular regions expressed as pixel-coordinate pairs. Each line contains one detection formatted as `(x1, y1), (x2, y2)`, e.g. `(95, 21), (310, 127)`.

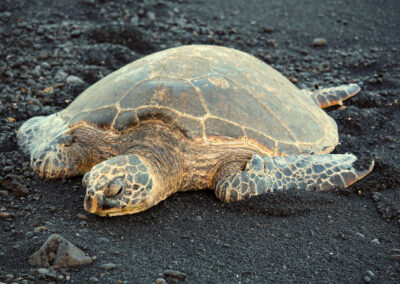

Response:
(213, 154), (374, 203)
(305, 83), (360, 109)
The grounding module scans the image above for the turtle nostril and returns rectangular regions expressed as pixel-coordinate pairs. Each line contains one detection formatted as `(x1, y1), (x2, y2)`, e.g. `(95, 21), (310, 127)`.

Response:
(87, 190), (95, 197)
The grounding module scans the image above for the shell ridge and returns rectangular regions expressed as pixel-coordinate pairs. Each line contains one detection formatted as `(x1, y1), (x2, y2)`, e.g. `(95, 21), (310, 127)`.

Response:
(222, 76), (298, 143)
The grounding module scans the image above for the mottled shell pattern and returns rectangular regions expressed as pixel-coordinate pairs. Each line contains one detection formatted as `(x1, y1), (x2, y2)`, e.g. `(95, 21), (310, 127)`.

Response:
(58, 45), (338, 156)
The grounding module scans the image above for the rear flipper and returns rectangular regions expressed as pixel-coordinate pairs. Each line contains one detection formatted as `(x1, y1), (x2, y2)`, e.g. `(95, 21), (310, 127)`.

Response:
(213, 154), (374, 203)
(305, 83), (360, 109)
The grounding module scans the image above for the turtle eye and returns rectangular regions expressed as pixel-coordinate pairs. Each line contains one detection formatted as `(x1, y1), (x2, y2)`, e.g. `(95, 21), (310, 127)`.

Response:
(104, 178), (125, 197)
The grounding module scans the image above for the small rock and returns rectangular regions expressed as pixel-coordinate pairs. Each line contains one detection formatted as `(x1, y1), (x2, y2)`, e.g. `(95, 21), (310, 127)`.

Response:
(29, 234), (92, 267)
(311, 38), (327, 47)
(45, 272), (57, 280)
(391, 254), (400, 261)
(100, 263), (116, 270)
(54, 70), (68, 82)
(37, 268), (49, 274)
(366, 270), (375, 278)
(147, 11), (156, 21)
(370, 238), (380, 245)
(66, 75), (84, 85)
(0, 212), (11, 218)
(267, 39), (278, 47)
(40, 62), (50, 69)
(77, 213), (88, 220)
(5, 274), (13, 280)
(89, 276), (99, 282)
(164, 269), (186, 279)
(193, 215), (202, 222)
(156, 278), (167, 284)
(363, 275), (371, 283)
(355, 232), (365, 239)
(97, 237), (110, 243)
(34, 226), (47, 232)
(25, 231), (34, 238)
(390, 248), (400, 254)
(262, 26), (274, 33)
(0, 175), (29, 197)
(3, 166), (14, 173)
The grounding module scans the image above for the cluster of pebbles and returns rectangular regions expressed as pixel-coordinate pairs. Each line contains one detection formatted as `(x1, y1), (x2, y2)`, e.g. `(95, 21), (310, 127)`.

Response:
(0, 0), (399, 283)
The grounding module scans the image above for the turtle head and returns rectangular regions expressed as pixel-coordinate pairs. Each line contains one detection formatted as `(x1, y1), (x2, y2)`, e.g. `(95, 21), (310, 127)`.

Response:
(83, 155), (157, 217)
(17, 114), (85, 179)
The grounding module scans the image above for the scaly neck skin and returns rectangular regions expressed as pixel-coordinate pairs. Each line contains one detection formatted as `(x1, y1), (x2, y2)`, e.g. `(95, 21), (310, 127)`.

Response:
(73, 121), (259, 193)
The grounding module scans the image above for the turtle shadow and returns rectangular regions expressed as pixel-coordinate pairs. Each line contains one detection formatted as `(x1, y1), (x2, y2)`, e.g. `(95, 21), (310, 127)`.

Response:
(220, 189), (337, 218)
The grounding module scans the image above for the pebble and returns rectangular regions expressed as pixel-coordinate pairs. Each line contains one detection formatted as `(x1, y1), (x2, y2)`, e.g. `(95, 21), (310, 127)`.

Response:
(193, 215), (202, 222)
(370, 238), (380, 245)
(391, 254), (400, 260)
(267, 39), (278, 47)
(155, 278), (167, 284)
(311, 38), (327, 47)
(164, 269), (186, 279)
(147, 11), (156, 21)
(89, 276), (99, 282)
(3, 166), (14, 173)
(0, 175), (29, 197)
(25, 231), (33, 238)
(37, 268), (49, 274)
(46, 272), (57, 280)
(366, 270), (375, 278)
(97, 237), (111, 243)
(100, 263), (117, 270)
(262, 26), (274, 33)
(355, 232), (365, 239)
(77, 213), (88, 220)
(54, 70), (68, 82)
(363, 275), (371, 283)
(29, 234), (93, 267)
(66, 75), (84, 85)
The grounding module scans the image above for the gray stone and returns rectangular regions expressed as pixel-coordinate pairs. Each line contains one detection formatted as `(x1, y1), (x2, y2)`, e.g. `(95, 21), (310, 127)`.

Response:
(66, 75), (84, 85)
(164, 269), (186, 279)
(29, 234), (93, 267)
(311, 38), (327, 47)
(193, 215), (202, 222)
(355, 232), (365, 239)
(37, 268), (49, 274)
(370, 238), (380, 245)
(5, 274), (13, 280)
(77, 213), (88, 220)
(89, 276), (99, 282)
(363, 275), (371, 283)
(366, 270), (375, 278)
(391, 254), (400, 260)
(100, 263), (116, 270)
(147, 11), (156, 21)
(54, 70), (68, 82)
(97, 237), (110, 243)
(3, 166), (14, 173)
(0, 175), (29, 197)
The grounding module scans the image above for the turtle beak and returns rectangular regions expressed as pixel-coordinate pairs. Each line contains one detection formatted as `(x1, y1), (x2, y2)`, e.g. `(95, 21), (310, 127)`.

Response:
(84, 190), (122, 216)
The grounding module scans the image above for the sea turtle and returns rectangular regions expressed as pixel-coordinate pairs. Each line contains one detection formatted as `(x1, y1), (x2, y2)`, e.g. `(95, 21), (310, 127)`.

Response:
(17, 45), (374, 216)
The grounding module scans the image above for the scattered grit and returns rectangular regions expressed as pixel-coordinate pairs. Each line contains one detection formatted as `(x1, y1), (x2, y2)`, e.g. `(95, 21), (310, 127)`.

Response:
(0, 0), (399, 283)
